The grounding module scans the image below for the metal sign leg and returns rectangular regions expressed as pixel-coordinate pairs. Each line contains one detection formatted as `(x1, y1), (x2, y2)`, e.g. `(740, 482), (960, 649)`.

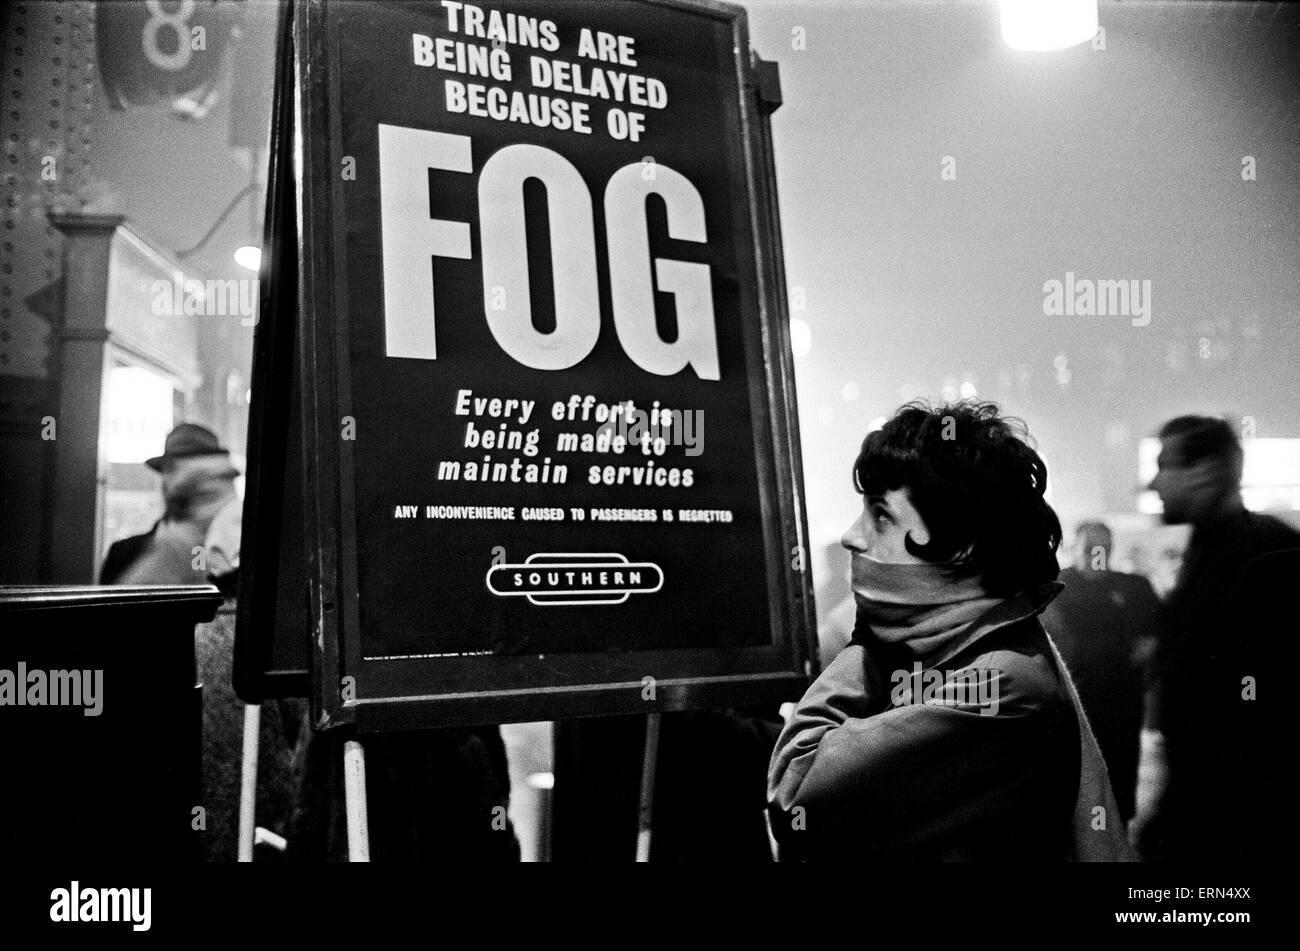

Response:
(343, 738), (371, 862)
(635, 713), (661, 862)
(237, 703), (261, 862)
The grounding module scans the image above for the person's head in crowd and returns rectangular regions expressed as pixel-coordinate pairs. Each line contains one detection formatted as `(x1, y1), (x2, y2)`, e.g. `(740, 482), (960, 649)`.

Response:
(842, 399), (1062, 598)
(1148, 415), (1243, 526)
(1073, 520), (1113, 572)
(146, 423), (239, 524)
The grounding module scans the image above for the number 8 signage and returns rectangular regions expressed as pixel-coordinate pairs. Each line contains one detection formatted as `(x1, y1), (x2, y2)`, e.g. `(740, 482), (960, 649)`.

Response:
(96, 0), (241, 109)
(142, 0), (199, 72)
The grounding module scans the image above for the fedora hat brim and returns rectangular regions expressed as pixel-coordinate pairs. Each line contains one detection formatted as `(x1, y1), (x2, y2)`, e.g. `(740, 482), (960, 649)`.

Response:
(145, 448), (233, 472)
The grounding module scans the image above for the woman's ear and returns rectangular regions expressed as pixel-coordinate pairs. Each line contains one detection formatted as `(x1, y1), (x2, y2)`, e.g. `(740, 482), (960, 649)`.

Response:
(890, 487), (931, 547)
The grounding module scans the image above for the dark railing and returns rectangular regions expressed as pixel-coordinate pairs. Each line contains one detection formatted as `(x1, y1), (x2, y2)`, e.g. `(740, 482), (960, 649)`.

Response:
(0, 584), (221, 864)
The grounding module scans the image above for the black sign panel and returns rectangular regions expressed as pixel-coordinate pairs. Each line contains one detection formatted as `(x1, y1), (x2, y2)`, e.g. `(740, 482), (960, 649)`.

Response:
(243, 0), (816, 730)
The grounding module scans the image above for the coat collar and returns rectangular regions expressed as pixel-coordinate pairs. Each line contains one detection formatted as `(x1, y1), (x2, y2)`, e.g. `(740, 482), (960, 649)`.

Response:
(923, 581), (1064, 668)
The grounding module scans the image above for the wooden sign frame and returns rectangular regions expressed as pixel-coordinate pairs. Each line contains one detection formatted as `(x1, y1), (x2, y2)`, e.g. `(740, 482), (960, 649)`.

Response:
(237, 0), (817, 731)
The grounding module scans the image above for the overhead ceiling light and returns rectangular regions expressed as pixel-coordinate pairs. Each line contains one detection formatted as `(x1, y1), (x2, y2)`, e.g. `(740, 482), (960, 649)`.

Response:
(1000, 0), (1098, 51)
(234, 245), (262, 272)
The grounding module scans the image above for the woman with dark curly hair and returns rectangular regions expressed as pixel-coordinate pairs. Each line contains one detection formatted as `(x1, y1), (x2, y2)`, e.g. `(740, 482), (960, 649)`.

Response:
(768, 400), (1134, 861)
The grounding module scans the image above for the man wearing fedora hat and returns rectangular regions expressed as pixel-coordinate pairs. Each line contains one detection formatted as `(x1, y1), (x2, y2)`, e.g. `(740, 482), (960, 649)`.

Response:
(100, 423), (241, 586)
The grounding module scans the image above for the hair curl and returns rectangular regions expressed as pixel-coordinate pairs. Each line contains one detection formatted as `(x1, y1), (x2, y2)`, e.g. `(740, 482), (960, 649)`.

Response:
(852, 400), (1062, 597)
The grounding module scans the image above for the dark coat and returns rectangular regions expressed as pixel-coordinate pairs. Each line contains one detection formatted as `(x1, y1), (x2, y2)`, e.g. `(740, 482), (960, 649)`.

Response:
(1144, 510), (1299, 862)
(99, 524), (158, 584)
(1042, 567), (1159, 821)
(769, 587), (1082, 861)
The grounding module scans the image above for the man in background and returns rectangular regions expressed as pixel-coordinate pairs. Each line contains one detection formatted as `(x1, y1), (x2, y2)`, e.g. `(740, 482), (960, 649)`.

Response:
(1042, 520), (1160, 823)
(100, 423), (239, 585)
(1136, 415), (1299, 862)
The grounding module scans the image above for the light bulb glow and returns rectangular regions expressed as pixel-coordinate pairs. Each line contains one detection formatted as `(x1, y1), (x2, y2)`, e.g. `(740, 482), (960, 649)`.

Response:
(1000, 0), (1098, 51)
(234, 245), (262, 272)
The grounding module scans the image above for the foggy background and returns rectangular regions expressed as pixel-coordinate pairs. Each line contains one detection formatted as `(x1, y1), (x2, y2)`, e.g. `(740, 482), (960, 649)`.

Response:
(743, 0), (1300, 645)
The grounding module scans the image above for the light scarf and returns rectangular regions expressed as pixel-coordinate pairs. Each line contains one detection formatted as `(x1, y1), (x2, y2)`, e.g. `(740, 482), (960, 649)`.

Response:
(851, 553), (1136, 861)
(849, 552), (1003, 653)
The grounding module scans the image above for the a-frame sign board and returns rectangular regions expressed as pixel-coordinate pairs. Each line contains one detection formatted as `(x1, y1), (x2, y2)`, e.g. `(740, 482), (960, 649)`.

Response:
(235, 0), (818, 733)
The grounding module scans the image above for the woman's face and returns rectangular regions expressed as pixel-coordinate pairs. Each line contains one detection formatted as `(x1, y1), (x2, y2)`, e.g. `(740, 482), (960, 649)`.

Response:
(841, 487), (932, 564)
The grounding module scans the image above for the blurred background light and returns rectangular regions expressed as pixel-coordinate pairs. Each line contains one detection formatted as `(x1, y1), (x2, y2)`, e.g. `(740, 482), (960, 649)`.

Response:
(1000, 0), (1099, 51)
(234, 245), (262, 272)
(526, 771), (555, 790)
(101, 366), (175, 465)
(790, 317), (812, 357)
